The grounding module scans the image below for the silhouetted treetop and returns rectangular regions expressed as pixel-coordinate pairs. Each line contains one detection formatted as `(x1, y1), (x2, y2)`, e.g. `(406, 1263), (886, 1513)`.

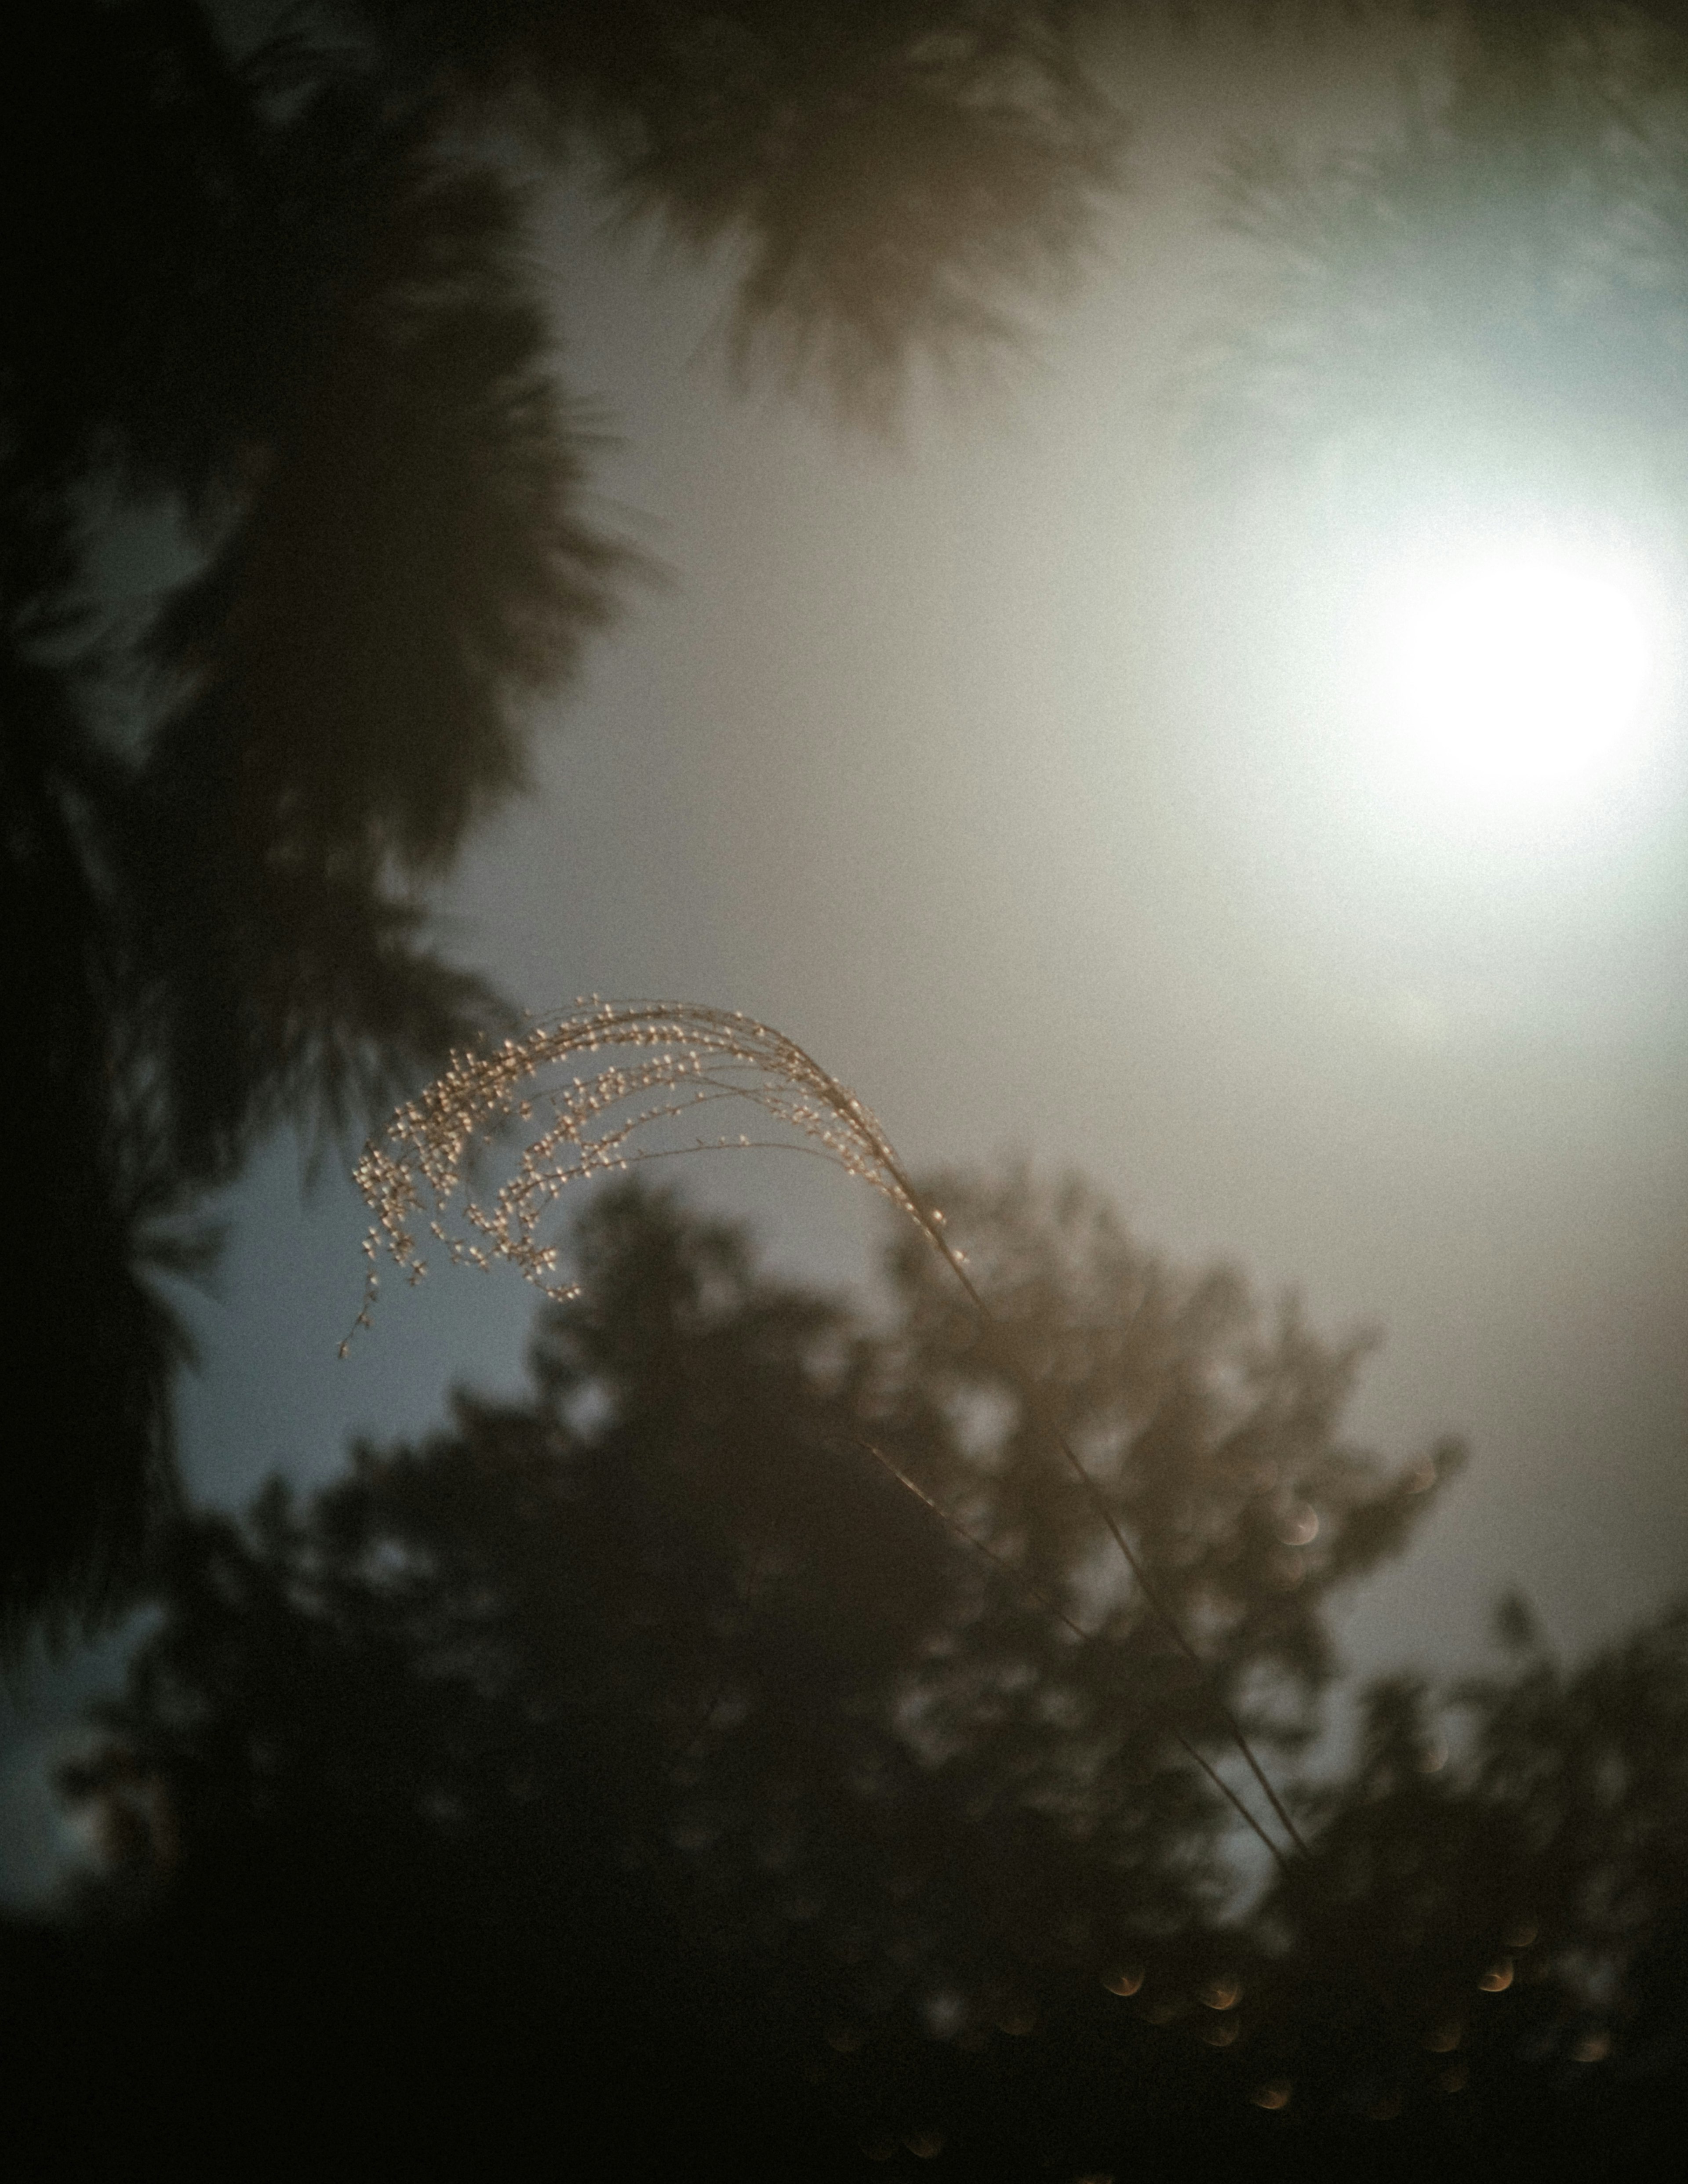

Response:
(1239, 1597), (1688, 2123)
(44, 1176), (1684, 2170)
(347, 1), (1125, 423)
(71, 1176), (1455, 2004)
(883, 1166), (1462, 1713)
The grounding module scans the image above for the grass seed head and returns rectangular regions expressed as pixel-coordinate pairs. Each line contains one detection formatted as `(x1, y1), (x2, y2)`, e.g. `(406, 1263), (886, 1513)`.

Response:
(343, 999), (927, 1348)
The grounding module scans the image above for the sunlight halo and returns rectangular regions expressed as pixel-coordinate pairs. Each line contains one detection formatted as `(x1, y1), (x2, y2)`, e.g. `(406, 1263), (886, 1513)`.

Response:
(1383, 557), (1652, 798)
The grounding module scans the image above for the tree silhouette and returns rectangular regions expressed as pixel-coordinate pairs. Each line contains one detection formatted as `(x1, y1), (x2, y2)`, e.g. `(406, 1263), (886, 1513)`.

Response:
(0, 2), (1125, 1634)
(1238, 1592), (1688, 2113)
(27, 1171), (1528, 2172)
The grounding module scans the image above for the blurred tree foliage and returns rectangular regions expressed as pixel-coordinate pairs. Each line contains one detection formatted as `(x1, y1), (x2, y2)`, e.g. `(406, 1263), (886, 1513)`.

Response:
(1242, 1596), (1688, 2126)
(0, 1), (1123, 1635)
(20, 1176), (1678, 2170)
(0, 1176), (1676, 2169)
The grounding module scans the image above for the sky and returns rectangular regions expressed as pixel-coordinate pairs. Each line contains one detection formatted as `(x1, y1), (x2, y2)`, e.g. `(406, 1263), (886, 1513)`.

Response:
(5, 4), (1686, 1901)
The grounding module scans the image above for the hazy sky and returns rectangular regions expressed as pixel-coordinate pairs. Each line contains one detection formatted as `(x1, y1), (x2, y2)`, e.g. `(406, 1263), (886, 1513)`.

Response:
(6, 6), (1686, 1898)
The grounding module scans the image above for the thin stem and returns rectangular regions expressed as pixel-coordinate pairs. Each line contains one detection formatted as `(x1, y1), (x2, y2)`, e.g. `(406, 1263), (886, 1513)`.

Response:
(909, 1208), (1310, 1866)
(352, 1000), (1310, 1870)
(859, 1441), (1295, 1879)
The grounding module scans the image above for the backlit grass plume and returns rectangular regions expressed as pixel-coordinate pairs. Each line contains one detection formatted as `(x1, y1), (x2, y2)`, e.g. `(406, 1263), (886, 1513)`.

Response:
(345, 999), (935, 1341)
(348, 996), (1309, 1870)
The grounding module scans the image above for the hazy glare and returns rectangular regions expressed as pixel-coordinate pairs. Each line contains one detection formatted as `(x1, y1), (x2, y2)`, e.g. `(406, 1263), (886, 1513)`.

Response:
(191, 7), (1688, 1668)
(9, 3), (1686, 1898)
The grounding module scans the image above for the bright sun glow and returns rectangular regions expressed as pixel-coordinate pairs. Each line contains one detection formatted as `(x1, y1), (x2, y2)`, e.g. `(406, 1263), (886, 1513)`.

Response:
(1386, 559), (1652, 795)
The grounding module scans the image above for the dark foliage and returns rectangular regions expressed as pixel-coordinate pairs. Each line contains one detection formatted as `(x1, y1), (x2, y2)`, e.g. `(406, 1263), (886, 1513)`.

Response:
(69, 1174), (1454, 2009)
(0, 1), (1125, 1633)
(346, 0), (1125, 427)
(24, 1179), (1675, 2174)
(1, 516), (187, 1643)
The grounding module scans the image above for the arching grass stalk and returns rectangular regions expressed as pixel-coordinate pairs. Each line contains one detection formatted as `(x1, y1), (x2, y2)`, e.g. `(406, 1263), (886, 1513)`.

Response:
(857, 1441), (1296, 1877)
(346, 997), (1306, 1866)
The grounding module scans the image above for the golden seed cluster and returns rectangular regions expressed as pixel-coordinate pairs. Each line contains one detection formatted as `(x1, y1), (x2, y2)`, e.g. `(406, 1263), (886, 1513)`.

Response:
(343, 999), (927, 1350)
